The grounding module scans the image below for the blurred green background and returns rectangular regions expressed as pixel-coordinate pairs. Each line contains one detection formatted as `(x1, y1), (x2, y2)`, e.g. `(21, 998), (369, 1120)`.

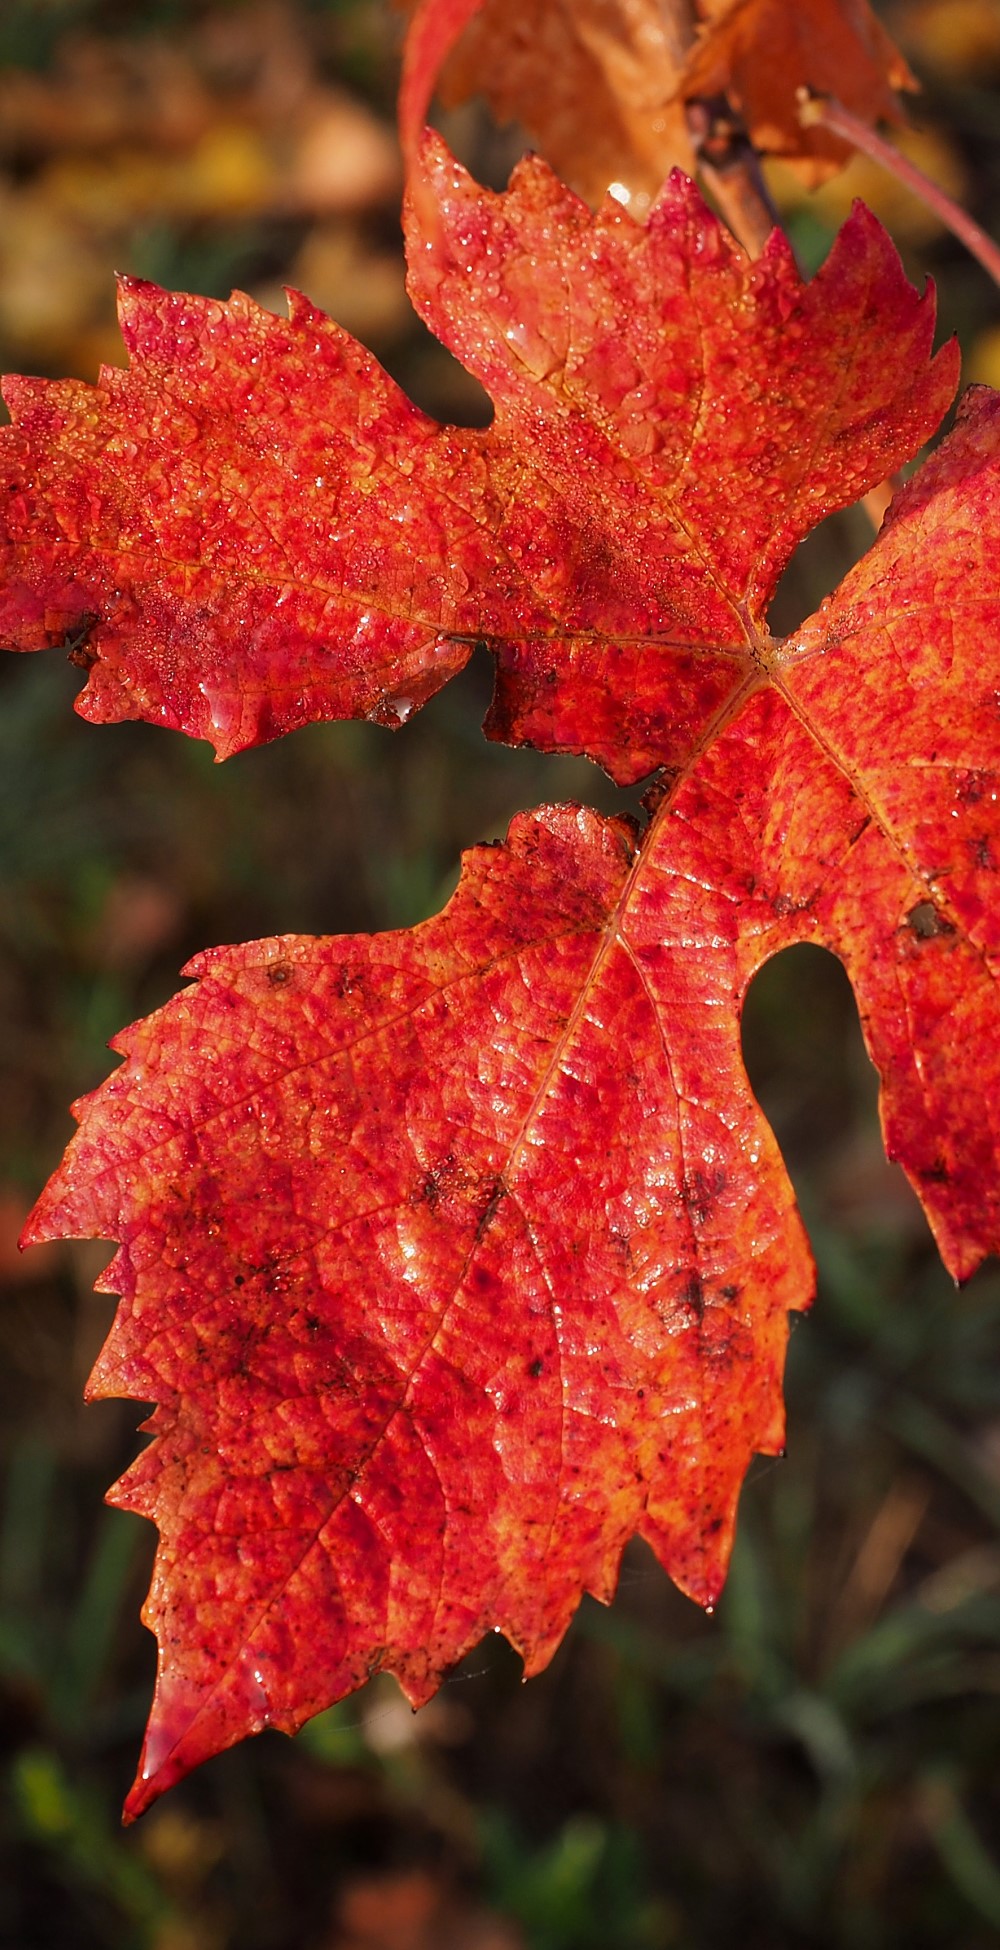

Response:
(2, 2), (1000, 1945)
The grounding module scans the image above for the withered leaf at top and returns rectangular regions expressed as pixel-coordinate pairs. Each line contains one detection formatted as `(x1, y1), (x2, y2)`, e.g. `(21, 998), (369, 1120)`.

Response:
(397, 0), (917, 205)
(399, 0), (694, 211)
(680, 0), (918, 186)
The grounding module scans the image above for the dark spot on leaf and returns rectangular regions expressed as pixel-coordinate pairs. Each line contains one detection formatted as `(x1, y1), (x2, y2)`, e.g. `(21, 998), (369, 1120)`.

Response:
(528, 1358), (543, 1378)
(905, 901), (955, 939)
(640, 771), (676, 816)
(720, 1284), (739, 1300)
(64, 612), (99, 669)
(957, 770), (986, 805)
(681, 1272), (704, 1318)
(267, 963), (292, 986)
(475, 1177), (507, 1242)
(683, 1168), (727, 1226)
(233, 1274), (245, 1288)
(921, 1156), (950, 1184)
(772, 890), (811, 920)
(610, 1227), (633, 1270)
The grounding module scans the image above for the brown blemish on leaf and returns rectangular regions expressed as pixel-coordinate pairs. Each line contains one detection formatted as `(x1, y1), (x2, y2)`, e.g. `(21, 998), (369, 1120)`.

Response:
(905, 901), (955, 939)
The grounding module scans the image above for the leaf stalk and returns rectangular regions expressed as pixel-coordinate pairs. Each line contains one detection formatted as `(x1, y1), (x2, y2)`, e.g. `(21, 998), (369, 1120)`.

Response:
(798, 88), (1000, 292)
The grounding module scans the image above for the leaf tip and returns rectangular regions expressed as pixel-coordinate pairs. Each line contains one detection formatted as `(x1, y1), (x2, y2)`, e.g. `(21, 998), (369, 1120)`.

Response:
(114, 272), (164, 352)
(283, 285), (325, 330)
(122, 1764), (165, 1827)
(121, 1670), (216, 1824)
(18, 1184), (63, 1253)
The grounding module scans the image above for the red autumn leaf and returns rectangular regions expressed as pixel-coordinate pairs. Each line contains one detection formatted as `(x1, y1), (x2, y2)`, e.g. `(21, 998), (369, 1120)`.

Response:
(0, 280), (478, 755)
(23, 385), (1000, 1823)
(16, 143), (1000, 1822)
(23, 803), (810, 1817)
(401, 143), (953, 783)
(0, 143), (952, 778)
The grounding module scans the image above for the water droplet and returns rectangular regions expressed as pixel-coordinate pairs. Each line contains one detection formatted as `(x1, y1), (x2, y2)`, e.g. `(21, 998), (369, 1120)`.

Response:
(239, 1649), (273, 1726)
(198, 680), (241, 745)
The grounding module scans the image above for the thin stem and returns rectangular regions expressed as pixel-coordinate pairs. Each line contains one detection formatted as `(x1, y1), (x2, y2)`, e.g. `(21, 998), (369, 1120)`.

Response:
(799, 89), (1000, 291)
(687, 96), (786, 258)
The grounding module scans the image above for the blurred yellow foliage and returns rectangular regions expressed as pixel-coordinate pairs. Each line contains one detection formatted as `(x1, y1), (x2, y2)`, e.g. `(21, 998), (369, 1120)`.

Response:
(891, 0), (1000, 79)
(0, 3), (400, 376)
(967, 325), (1000, 389)
(0, 186), (110, 361)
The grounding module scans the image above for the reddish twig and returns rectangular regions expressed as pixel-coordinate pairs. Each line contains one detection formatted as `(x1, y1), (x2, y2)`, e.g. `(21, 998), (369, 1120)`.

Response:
(687, 95), (785, 258)
(799, 88), (1000, 292)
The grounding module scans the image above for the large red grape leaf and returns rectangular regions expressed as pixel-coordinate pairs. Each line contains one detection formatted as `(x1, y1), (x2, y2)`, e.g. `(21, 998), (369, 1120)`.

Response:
(0, 143), (953, 775)
(6, 128), (990, 1818)
(23, 388), (1000, 1821)
(25, 805), (810, 1819)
